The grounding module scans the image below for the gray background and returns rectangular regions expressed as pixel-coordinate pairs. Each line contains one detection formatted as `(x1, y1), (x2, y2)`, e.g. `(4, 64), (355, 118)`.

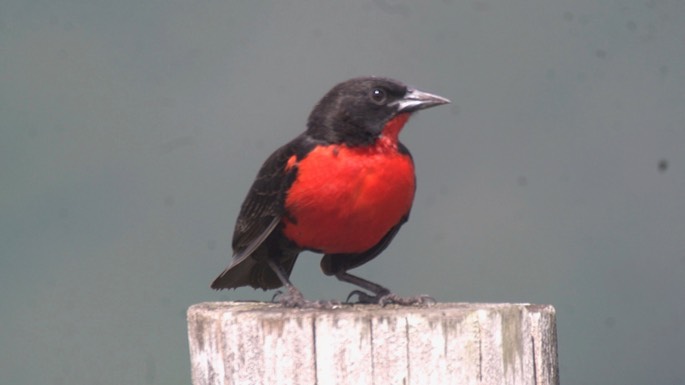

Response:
(2, 0), (684, 384)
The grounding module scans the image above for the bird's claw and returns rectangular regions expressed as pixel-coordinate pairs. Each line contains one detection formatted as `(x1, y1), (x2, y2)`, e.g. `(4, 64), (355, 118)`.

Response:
(346, 289), (382, 304)
(272, 288), (341, 308)
(378, 293), (436, 306)
(346, 290), (436, 306)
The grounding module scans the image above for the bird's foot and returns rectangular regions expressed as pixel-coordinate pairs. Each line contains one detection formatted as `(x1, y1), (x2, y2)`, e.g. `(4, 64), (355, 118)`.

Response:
(272, 288), (341, 309)
(346, 290), (436, 306)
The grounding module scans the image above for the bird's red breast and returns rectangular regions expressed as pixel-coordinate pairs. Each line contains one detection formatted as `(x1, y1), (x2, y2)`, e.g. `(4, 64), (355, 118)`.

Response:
(282, 113), (415, 253)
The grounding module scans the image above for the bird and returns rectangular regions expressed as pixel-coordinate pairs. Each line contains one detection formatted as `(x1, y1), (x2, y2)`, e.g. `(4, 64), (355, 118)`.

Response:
(211, 76), (449, 307)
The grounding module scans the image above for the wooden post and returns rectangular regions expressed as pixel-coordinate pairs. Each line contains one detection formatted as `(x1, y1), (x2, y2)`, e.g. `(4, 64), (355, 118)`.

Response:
(187, 302), (558, 385)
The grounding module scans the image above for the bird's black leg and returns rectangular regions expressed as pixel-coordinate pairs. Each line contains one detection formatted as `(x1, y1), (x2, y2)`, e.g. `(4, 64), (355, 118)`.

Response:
(336, 271), (435, 306)
(267, 259), (340, 308)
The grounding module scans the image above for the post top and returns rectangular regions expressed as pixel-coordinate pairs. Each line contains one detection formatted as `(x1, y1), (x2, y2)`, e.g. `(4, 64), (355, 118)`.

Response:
(188, 301), (555, 317)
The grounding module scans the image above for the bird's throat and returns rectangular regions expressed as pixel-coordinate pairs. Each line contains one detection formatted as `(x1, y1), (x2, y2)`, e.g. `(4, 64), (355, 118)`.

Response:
(380, 113), (411, 145)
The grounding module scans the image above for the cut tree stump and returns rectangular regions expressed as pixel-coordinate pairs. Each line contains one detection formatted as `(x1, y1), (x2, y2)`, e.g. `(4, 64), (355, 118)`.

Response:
(187, 302), (558, 385)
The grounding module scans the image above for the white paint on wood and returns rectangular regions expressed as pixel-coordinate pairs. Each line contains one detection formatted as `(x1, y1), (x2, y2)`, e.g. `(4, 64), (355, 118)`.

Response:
(187, 302), (558, 385)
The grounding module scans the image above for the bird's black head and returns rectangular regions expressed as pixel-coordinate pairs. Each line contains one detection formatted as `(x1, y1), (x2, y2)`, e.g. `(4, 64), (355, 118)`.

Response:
(306, 77), (449, 146)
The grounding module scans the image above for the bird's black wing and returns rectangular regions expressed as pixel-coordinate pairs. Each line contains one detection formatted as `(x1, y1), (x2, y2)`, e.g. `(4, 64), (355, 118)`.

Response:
(211, 134), (315, 289)
(231, 152), (294, 252)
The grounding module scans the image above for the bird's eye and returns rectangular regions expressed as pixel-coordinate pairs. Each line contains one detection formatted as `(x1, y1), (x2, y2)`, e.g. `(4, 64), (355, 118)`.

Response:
(370, 88), (387, 104)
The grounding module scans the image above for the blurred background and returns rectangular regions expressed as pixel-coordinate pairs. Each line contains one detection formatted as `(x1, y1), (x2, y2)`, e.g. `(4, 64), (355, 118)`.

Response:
(1, 0), (684, 384)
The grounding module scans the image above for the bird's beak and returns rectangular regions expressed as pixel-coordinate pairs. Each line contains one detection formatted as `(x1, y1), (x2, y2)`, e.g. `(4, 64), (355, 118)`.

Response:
(392, 88), (451, 112)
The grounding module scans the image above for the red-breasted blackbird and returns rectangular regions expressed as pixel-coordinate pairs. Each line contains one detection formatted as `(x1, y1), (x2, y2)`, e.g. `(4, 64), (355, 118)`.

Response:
(211, 76), (449, 307)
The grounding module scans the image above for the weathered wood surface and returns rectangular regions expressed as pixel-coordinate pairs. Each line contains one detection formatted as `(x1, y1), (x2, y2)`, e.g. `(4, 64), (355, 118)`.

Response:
(187, 302), (558, 385)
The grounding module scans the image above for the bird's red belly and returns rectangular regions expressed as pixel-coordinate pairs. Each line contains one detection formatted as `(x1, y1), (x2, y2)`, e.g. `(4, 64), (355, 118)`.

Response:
(283, 144), (415, 254)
